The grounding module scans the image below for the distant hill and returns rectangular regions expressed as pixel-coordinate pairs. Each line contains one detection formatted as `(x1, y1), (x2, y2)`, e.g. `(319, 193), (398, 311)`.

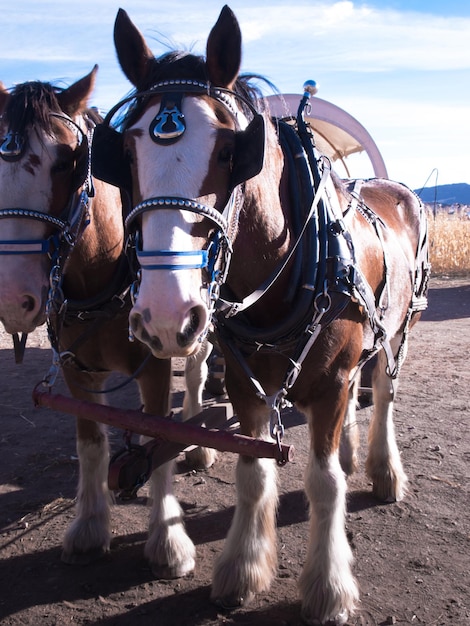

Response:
(414, 183), (470, 205)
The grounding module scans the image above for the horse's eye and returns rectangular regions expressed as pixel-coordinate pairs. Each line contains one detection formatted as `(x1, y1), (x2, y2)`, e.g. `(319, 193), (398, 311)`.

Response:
(51, 158), (73, 174)
(218, 146), (233, 166)
(124, 148), (134, 165)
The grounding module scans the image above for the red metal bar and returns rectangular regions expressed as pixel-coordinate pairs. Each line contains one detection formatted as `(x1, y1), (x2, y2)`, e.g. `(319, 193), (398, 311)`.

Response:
(32, 387), (294, 464)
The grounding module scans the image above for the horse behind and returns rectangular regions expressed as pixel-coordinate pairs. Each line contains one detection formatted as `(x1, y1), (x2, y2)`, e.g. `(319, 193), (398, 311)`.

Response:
(92, 6), (430, 624)
(0, 67), (212, 575)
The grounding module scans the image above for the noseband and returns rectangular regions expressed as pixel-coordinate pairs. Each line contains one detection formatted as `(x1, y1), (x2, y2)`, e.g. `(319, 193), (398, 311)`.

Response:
(125, 192), (238, 313)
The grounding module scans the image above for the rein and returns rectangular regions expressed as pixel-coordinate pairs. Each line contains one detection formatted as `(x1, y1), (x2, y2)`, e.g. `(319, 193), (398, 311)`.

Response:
(119, 79), (360, 448)
(25, 118), (152, 392)
(103, 76), (429, 452)
(42, 255), (153, 392)
(0, 190), (89, 363)
(216, 153), (331, 318)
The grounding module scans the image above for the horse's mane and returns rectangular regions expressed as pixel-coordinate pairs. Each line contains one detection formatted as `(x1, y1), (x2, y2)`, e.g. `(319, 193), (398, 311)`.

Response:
(5, 82), (64, 135)
(4, 81), (101, 134)
(119, 50), (277, 129)
(86, 106), (104, 126)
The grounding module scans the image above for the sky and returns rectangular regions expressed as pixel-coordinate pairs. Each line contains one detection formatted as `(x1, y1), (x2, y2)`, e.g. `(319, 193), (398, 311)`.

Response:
(1, 0), (469, 190)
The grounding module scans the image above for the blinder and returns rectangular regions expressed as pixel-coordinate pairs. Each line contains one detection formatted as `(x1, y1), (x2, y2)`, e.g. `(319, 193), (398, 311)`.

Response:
(48, 113), (91, 194)
(91, 122), (132, 192)
(1, 113), (90, 192)
(71, 131), (90, 192)
(231, 113), (265, 189)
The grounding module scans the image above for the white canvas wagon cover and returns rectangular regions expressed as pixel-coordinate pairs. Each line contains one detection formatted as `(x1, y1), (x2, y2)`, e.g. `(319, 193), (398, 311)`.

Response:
(266, 93), (388, 179)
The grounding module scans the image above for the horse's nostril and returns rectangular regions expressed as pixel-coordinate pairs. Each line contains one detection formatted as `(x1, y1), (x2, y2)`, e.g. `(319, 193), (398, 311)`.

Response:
(189, 308), (200, 333)
(21, 295), (36, 313)
(130, 313), (141, 333)
(177, 307), (201, 348)
(150, 336), (163, 352)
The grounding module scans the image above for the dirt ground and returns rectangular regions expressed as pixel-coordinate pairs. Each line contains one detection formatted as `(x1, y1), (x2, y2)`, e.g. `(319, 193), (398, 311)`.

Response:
(0, 276), (468, 626)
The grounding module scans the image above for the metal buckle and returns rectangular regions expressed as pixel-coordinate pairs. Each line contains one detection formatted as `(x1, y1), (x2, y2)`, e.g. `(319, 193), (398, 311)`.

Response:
(0, 132), (24, 160)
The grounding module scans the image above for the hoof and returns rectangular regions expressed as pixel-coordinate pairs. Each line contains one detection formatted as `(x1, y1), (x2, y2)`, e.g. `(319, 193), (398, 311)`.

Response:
(212, 591), (254, 611)
(61, 545), (108, 565)
(339, 454), (358, 478)
(375, 490), (399, 504)
(371, 475), (407, 503)
(150, 558), (195, 580)
(185, 446), (217, 470)
(301, 609), (348, 625)
(205, 350), (226, 396)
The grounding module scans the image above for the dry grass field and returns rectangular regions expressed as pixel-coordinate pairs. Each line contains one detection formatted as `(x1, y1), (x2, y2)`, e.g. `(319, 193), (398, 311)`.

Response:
(427, 207), (470, 276)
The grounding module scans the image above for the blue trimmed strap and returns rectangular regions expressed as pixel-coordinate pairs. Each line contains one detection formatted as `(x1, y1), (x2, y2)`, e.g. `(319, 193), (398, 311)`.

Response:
(137, 249), (208, 271)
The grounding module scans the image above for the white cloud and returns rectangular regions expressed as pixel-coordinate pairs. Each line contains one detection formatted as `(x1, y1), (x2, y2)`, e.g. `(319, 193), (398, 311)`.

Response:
(337, 96), (468, 187)
(0, 0), (468, 186)
(233, 3), (470, 72)
(2, 2), (469, 73)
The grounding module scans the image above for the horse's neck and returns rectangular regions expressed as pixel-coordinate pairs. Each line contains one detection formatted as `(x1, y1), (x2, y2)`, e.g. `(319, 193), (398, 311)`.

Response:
(241, 120), (288, 234)
(63, 181), (124, 300)
(229, 135), (293, 310)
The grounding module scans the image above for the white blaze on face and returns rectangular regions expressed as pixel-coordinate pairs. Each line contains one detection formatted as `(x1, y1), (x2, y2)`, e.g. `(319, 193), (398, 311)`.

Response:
(0, 131), (56, 333)
(129, 97), (219, 357)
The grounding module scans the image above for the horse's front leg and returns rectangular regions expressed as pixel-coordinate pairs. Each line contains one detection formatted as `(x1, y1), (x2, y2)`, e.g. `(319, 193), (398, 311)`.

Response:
(61, 373), (112, 564)
(211, 403), (278, 608)
(144, 460), (196, 578)
(299, 380), (359, 625)
(139, 357), (196, 578)
(182, 337), (217, 469)
(365, 344), (408, 502)
(339, 375), (360, 476)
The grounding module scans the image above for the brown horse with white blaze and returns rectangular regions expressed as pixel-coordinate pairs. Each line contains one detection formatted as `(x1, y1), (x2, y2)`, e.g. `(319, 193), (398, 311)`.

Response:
(93, 6), (430, 624)
(0, 67), (211, 576)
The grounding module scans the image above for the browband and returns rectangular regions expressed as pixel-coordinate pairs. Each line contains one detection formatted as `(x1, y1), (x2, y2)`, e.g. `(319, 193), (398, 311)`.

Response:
(102, 79), (261, 128)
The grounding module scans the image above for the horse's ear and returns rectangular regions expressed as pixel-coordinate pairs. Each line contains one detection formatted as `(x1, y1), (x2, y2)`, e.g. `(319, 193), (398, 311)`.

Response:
(57, 65), (98, 116)
(206, 5), (241, 89)
(114, 8), (155, 89)
(0, 82), (9, 115)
